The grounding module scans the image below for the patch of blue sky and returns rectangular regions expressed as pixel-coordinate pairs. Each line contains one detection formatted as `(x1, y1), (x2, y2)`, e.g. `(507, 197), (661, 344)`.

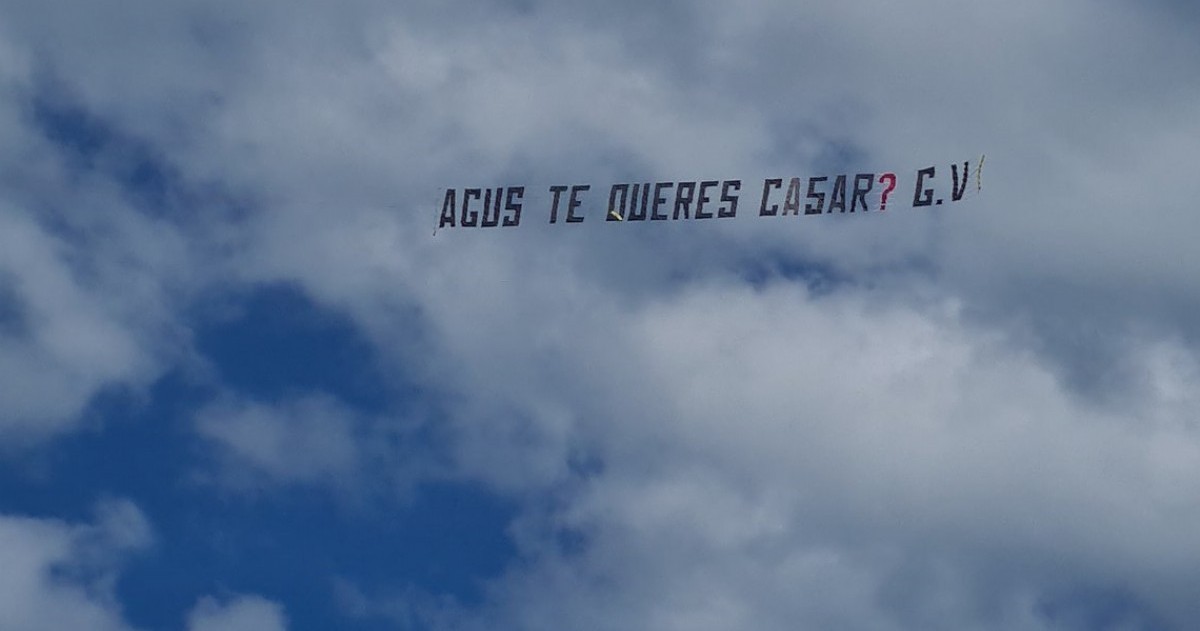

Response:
(192, 283), (393, 412)
(1036, 586), (1169, 631)
(0, 281), (520, 629)
(25, 78), (254, 232)
(734, 246), (938, 297)
(734, 254), (849, 296)
(0, 271), (27, 337)
(29, 87), (178, 213)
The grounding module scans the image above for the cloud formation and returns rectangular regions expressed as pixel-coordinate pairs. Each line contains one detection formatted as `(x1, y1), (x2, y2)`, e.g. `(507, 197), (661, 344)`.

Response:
(1, 0), (1199, 629)
(195, 395), (364, 489)
(0, 501), (150, 631)
(186, 594), (288, 631)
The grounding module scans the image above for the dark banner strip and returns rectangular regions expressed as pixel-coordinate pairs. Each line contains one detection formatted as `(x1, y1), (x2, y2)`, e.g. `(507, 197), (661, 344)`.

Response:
(435, 156), (984, 232)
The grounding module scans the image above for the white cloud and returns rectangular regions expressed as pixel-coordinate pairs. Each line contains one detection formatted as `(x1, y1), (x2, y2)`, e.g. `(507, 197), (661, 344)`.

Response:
(186, 594), (288, 631)
(0, 501), (288, 630)
(413, 281), (1200, 630)
(0, 208), (163, 435)
(0, 500), (151, 631)
(1, 0), (1199, 629)
(115, 4), (1196, 625)
(0, 28), (194, 440)
(195, 395), (363, 490)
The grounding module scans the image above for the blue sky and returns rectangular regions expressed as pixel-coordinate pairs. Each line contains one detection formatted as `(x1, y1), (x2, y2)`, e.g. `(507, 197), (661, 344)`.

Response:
(1, 1), (1200, 630)
(0, 281), (515, 630)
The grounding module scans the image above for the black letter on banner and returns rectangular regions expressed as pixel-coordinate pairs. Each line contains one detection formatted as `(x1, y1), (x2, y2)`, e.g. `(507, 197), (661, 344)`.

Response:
(674, 181), (696, 220)
(462, 188), (481, 226)
(759, 178), (782, 216)
(567, 185), (589, 223)
(439, 189), (457, 228)
(481, 188), (501, 227)
(829, 175), (847, 213)
(503, 187), (524, 227)
(805, 177), (826, 215)
(782, 177), (803, 215)
(651, 182), (673, 220)
(951, 161), (969, 201)
(913, 167), (935, 207)
(607, 184), (629, 221)
(628, 183), (649, 221)
(695, 181), (717, 219)
(852, 174), (874, 212)
(548, 185), (568, 223)
(719, 180), (740, 218)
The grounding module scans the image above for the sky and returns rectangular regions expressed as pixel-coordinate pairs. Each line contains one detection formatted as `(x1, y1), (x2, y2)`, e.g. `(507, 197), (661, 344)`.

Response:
(1, 1), (1199, 629)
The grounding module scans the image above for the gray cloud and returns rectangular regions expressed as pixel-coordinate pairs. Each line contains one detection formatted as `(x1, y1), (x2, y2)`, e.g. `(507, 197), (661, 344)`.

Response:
(400, 280), (1197, 630)
(186, 594), (288, 631)
(2, 0), (1199, 629)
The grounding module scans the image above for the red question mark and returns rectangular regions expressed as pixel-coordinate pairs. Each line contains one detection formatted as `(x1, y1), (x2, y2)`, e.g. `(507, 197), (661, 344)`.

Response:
(878, 173), (897, 211)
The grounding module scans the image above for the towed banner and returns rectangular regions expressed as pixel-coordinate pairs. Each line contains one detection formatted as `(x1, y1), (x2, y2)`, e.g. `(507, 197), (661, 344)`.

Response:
(436, 156), (983, 231)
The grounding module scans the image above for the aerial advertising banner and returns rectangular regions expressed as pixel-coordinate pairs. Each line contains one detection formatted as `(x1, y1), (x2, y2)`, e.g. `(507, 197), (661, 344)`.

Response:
(436, 156), (983, 231)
